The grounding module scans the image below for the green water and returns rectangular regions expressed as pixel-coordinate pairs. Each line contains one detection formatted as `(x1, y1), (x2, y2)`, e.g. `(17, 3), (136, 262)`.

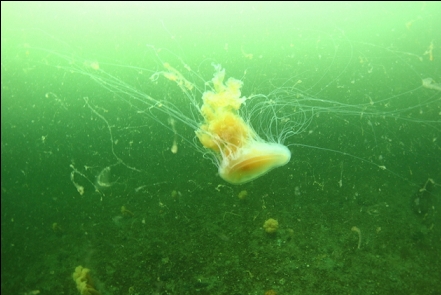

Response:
(1, 2), (440, 294)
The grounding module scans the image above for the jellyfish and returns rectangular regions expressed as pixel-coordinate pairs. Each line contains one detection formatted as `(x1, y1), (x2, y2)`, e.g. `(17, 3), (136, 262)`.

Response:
(158, 62), (294, 184)
(193, 65), (291, 184)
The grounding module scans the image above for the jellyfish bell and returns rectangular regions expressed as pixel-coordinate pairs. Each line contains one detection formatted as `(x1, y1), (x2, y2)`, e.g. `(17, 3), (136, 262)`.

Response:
(217, 141), (291, 184)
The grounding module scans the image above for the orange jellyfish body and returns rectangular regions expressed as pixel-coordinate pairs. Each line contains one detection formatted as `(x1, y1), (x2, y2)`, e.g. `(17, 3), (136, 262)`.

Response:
(196, 66), (291, 184)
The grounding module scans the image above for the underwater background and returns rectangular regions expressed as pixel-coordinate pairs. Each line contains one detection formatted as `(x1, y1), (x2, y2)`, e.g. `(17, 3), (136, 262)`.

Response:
(1, 2), (440, 295)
